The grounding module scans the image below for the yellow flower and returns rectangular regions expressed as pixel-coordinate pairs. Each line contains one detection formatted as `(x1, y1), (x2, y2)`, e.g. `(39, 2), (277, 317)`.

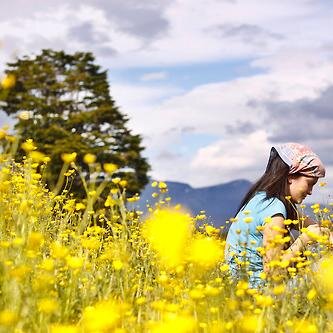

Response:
(273, 284), (285, 295)
(255, 295), (273, 307)
(238, 314), (263, 333)
(75, 202), (86, 211)
(150, 313), (196, 333)
(27, 232), (44, 250)
(220, 263), (229, 272)
(61, 152), (77, 164)
(243, 217), (253, 223)
(50, 242), (69, 259)
(119, 180), (128, 187)
(158, 181), (167, 189)
(112, 177), (121, 184)
(0, 310), (17, 326)
(188, 237), (222, 269)
(10, 265), (31, 280)
(1, 73), (16, 89)
(142, 209), (193, 268)
(0, 128), (7, 139)
(50, 325), (79, 333)
(21, 139), (37, 152)
(112, 259), (124, 271)
(40, 258), (55, 271)
(29, 151), (47, 163)
(307, 288), (317, 300)
(292, 319), (318, 333)
(81, 237), (100, 250)
(315, 256), (333, 294)
(83, 153), (96, 164)
(135, 297), (146, 305)
(66, 256), (84, 269)
(37, 298), (59, 314)
(103, 163), (118, 173)
(82, 300), (127, 332)
(105, 196), (116, 207)
(205, 225), (218, 235)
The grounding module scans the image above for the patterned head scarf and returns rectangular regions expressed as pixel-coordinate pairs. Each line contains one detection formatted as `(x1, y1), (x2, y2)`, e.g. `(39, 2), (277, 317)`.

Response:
(272, 142), (325, 178)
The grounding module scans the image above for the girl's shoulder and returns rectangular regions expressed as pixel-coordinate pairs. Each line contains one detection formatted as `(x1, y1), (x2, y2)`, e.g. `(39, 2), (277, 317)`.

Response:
(253, 191), (287, 218)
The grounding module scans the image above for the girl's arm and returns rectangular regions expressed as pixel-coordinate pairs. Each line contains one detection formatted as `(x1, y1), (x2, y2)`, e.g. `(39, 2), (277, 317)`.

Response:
(263, 216), (331, 272)
(262, 215), (288, 272)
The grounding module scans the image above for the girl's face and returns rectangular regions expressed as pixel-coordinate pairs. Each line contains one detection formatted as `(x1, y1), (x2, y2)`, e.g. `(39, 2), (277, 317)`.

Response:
(287, 175), (318, 204)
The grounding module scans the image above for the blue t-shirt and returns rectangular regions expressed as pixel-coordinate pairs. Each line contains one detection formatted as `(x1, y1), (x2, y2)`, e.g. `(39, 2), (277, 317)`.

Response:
(225, 191), (287, 286)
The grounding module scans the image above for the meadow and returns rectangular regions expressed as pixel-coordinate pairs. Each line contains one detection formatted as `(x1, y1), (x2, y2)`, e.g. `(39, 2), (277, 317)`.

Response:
(0, 131), (333, 333)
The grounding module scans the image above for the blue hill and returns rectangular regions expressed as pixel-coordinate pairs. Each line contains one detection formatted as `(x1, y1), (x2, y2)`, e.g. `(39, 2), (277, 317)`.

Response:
(134, 179), (252, 227)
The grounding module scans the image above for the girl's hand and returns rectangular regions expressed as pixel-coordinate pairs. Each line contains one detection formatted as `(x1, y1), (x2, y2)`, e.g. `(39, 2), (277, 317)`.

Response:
(300, 224), (331, 243)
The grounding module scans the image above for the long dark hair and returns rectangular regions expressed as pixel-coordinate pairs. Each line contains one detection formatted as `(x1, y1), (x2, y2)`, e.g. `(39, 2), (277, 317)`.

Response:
(235, 148), (297, 220)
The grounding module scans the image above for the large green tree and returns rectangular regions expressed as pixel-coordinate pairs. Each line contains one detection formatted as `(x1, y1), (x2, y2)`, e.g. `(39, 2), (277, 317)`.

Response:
(0, 49), (150, 197)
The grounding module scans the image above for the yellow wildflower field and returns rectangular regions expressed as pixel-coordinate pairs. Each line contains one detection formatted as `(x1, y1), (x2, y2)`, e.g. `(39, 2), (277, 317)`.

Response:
(0, 134), (332, 333)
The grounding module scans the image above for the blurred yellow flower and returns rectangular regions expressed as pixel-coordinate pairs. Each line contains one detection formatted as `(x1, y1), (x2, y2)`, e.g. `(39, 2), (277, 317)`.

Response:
(243, 217), (253, 223)
(61, 152), (77, 164)
(103, 163), (118, 173)
(21, 139), (37, 152)
(29, 151), (47, 163)
(188, 237), (222, 269)
(315, 256), (333, 294)
(50, 325), (79, 333)
(0, 128), (7, 139)
(82, 300), (126, 332)
(83, 153), (96, 164)
(119, 180), (128, 187)
(40, 258), (55, 271)
(10, 265), (31, 280)
(112, 259), (124, 271)
(75, 202), (86, 211)
(158, 181), (167, 189)
(150, 313), (196, 333)
(273, 284), (285, 295)
(142, 209), (193, 268)
(27, 232), (44, 250)
(1, 73), (16, 89)
(0, 310), (17, 326)
(50, 242), (69, 259)
(37, 298), (59, 314)
(238, 314), (263, 333)
(66, 256), (84, 270)
(307, 288), (317, 300)
(81, 237), (100, 250)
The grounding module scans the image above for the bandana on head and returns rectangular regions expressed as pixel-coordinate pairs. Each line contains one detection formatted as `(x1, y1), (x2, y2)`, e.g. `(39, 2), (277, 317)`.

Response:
(272, 142), (325, 178)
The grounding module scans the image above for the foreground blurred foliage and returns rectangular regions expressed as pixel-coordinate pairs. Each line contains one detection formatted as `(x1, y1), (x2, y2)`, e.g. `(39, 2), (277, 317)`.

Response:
(0, 133), (333, 333)
(0, 49), (150, 198)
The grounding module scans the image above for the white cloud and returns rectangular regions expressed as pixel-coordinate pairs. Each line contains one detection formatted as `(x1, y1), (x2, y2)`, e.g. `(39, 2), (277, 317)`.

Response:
(140, 71), (168, 81)
(0, 0), (332, 200)
(0, 0), (332, 68)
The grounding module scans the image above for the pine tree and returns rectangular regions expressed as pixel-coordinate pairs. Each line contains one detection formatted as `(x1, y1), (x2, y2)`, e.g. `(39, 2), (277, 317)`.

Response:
(0, 49), (150, 197)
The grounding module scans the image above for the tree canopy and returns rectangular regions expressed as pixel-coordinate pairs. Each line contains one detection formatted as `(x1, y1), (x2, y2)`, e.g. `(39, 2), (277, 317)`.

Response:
(0, 49), (150, 197)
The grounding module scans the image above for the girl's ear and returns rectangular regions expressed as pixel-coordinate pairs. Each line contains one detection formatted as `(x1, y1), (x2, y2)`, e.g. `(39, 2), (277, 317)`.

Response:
(287, 175), (293, 184)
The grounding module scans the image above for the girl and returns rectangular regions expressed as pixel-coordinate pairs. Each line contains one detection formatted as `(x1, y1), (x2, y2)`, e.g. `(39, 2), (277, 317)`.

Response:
(224, 143), (329, 287)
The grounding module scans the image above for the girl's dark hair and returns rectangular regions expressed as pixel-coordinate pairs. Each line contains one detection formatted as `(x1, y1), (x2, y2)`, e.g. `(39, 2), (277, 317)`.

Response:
(235, 148), (297, 220)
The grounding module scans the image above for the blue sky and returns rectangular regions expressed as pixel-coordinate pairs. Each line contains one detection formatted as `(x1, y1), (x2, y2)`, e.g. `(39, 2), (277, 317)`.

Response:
(110, 59), (261, 90)
(0, 0), (333, 201)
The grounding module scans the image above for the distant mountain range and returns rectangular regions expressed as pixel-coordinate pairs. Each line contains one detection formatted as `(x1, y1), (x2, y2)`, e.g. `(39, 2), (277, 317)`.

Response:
(133, 179), (252, 227)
